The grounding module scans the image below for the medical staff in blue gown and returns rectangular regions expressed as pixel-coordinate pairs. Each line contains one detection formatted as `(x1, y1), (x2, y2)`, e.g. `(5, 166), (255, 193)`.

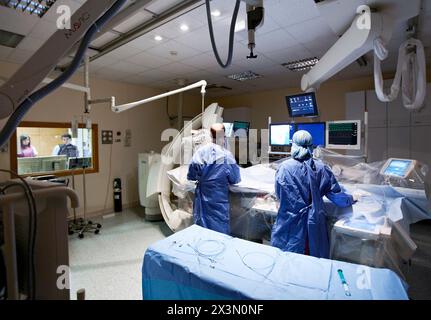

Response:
(187, 123), (241, 234)
(272, 130), (355, 258)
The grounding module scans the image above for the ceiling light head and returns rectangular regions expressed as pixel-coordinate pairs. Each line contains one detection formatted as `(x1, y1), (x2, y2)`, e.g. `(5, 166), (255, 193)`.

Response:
(180, 24), (189, 32)
(211, 10), (221, 17)
(154, 35), (163, 41)
(282, 57), (319, 72)
(227, 71), (262, 82)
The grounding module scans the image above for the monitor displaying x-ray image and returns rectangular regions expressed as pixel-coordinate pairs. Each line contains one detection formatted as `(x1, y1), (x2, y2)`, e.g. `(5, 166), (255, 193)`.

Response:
(270, 123), (294, 146)
(286, 92), (319, 118)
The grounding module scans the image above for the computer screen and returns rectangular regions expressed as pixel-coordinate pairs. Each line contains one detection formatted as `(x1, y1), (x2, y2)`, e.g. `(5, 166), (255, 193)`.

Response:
(223, 122), (234, 138)
(326, 120), (361, 150)
(233, 121), (250, 137)
(68, 157), (92, 169)
(383, 159), (414, 178)
(296, 122), (326, 147)
(286, 92), (318, 118)
(270, 123), (295, 146)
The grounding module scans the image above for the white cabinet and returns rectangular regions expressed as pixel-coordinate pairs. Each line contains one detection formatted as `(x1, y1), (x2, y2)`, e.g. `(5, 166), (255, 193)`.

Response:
(368, 127), (387, 163)
(366, 90), (387, 128)
(346, 84), (431, 165)
(411, 126), (431, 167)
(411, 83), (431, 126)
(346, 91), (365, 122)
(388, 94), (411, 127)
(387, 127), (411, 159)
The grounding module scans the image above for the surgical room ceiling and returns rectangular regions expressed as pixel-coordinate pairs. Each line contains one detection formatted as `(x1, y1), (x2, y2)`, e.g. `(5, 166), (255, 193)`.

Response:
(1, 0), (431, 96)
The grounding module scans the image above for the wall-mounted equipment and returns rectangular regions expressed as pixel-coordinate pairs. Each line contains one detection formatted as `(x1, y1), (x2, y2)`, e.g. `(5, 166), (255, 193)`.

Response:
(286, 92), (319, 118)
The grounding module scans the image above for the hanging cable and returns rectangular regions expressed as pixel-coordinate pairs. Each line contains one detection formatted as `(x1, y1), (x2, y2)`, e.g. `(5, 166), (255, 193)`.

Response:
(373, 37), (427, 111)
(0, 0), (128, 148)
(205, 0), (241, 68)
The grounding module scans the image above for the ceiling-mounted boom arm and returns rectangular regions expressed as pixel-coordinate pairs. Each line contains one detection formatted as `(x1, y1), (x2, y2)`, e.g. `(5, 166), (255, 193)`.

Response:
(112, 80), (208, 113)
(301, 11), (390, 92)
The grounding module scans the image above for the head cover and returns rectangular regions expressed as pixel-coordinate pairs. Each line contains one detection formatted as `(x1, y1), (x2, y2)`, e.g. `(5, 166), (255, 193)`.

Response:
(291, 130), (313, 160)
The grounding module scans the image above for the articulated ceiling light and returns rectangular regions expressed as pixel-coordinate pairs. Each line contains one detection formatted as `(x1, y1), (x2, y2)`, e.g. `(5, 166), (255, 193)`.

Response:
(282, 57), (319, 72)
(227, 71), (262, 82)
(1, 0), (57, 18)
(211, 9), (221, 17)
(154, 35), (163, 41)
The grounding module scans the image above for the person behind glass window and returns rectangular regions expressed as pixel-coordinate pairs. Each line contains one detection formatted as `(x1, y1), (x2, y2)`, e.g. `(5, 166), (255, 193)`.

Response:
(52, 134), (79, 158)
(17, 134), (38, 158)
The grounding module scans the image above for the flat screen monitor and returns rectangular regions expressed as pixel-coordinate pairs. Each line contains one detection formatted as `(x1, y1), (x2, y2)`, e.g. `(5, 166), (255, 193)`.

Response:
(326, 120), (361, 150)
(233, 121), (250, 137)
(223, 122), (234, 138)
(270, 123), (295, 146)
(380, 158), (416, 178)
(286, 92), (318, 118)
(68, 157), (92, 169)
(296, 122), (326, 147)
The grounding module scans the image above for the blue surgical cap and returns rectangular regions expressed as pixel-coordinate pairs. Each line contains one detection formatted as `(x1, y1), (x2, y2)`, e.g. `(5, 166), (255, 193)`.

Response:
(291, 130), (313, 160)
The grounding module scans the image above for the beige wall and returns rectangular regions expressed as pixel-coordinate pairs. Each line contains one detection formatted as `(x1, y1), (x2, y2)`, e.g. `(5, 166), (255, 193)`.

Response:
(0, 60), (203, 216)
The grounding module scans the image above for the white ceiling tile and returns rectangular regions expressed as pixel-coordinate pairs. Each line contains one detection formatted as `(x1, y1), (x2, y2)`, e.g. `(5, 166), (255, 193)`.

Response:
(175, 26), (214, 51)
(263, 45), (313, 64)
(154, 15), (206, 40)
(89, 55), (120, 71)
(269, 0), (320, 28)
(180, 52), (224, 71)
(144, 40), (203, 62)
(107, 45), (142, 60)
(145, 0), (185, 14)
(125, 51), (172, 68)
(109, 60), (150, 74)
(156, 62), (200, 76)
(113, 10), (153, 33)
(286, 17), (336, 45)
(241, 28), (299, 53)
(91, 32), (119, 48)
(133, 68), (178, 82)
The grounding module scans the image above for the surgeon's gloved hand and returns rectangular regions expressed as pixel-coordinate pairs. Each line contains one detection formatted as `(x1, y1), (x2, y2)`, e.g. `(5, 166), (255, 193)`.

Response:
(351, 189), (371, 202)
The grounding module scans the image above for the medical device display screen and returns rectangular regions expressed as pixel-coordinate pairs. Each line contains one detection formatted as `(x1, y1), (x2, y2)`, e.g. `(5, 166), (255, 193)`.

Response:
(328, 122), (359, 146)
(383, 159), (413, 177)
(286, 92), (318, 118)
(233, 121), (250, 137)
(296, 122), (326, 147)
(223, 122), (234, 138)
(270, 124), (295, 146)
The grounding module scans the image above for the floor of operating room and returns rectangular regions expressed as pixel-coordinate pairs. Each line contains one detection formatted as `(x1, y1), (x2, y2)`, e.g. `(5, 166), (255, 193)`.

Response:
(68, 208), (431, 300)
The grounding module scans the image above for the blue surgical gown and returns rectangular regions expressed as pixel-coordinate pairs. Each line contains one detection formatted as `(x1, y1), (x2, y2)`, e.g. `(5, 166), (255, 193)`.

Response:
(187, 143), (241, 235)
(272, 158), (354, 258)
